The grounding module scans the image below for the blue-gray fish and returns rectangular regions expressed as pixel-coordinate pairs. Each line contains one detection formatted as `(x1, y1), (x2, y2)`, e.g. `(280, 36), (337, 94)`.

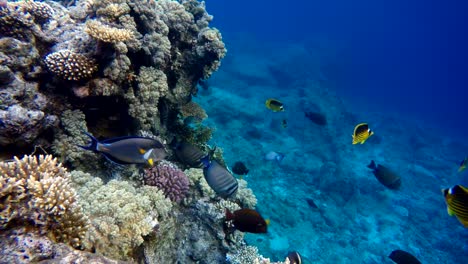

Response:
(78, 132), (167, 165)
(202, 157), (238, 199)
(173, 141), (207, 168)
(264, 151), (285, 162)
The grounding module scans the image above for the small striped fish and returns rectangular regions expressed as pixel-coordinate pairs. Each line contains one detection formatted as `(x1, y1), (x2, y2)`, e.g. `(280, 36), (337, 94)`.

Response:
(443, 185), (468, 227)
(352, 123), (374, 144)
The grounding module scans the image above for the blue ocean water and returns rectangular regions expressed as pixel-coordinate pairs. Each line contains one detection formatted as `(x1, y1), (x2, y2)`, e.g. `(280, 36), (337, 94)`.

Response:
(198, 0), (468, 263)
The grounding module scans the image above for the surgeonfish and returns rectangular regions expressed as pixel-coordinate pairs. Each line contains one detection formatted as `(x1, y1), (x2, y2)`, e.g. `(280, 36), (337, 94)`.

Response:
(202, 157), (238, 199)
(287, 251), (302, 264)
(352, 123), (374, 144)
(442, 185), (468, 227)
(367, 160), (401, 189)
(264, 151), (285, 162)
(173, 141), (207, 168)
(388, 249), (422, 264)
(458, 157), (467, 172)
(265, 98), (284, 112)
(78, 132), (167, 166)
(225, 208), (268, 233)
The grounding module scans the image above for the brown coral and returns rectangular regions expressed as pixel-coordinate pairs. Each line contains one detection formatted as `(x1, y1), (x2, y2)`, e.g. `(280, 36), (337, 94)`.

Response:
(85, 19), (133, 43)
(0, 155), (89, 249)
(44, 50), (97, 81)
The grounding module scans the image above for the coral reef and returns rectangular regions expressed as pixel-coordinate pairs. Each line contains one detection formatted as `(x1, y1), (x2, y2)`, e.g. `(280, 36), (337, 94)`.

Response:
(70, 170), (172, 261)
(0, 155), (88, 248)
(144, 160), (190, 203)
(44, 50), (97, 81)
(85, 19), (133, 43)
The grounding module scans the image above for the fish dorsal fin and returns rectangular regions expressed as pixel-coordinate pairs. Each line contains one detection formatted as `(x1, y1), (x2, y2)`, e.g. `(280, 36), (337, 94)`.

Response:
(353, 123), (368, 136)
(101, 136), (156, 144)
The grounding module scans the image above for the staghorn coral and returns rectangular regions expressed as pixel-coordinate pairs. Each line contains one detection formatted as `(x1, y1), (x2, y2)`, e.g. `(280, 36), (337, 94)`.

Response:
(0, 155), (89, 249)
(44, 50), (97, 81)
(70, 170), (172, 261)
(85, 19), (133, 43)
(144, 160), (190, 203)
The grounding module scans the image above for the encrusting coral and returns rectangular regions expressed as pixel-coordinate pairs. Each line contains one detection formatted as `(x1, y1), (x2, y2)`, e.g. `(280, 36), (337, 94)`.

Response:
(0, 155), (89, 249)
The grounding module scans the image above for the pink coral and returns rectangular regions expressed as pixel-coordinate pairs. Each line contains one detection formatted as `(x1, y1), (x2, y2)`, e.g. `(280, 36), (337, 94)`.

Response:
(144, 161), (189, 203)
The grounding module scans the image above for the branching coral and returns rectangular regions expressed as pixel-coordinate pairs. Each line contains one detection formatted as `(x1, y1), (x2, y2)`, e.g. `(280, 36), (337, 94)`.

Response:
(44, 50), (97, 81)
(70, 170), (172, 261)
(0, 155), (89, 249)
(144, 160), (190, 203)
(85, 19), (133, 43)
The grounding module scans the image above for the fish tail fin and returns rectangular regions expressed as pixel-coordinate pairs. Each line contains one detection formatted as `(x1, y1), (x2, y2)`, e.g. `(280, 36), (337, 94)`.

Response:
(367, 160), (376, 170)
(201, 154), (211, 168)
(77, 131), (98, 151)
(225, 208), (235, 221)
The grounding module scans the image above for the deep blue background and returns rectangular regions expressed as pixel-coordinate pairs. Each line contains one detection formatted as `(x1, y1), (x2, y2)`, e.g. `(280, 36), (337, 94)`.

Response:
(205, 0), (468, 138)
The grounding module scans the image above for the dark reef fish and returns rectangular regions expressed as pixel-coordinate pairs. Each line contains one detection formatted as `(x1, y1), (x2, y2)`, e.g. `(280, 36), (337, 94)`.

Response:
(173, 141), (207, 168)
(265, 98), (285, 112)
(352, 123), (374, 144)
(367, 160), (401, 189)
(225, 208), (268, 234)
(203, 158), (238, 199)
(231, 161), (249, 176)
(305, 111), (327, 126)
(442, 185), (468, 227)
(306, 198), (318, 209)
(78, 132), (167, 166)
(388, 249), (422, 264)
(287, 251), (302, 264)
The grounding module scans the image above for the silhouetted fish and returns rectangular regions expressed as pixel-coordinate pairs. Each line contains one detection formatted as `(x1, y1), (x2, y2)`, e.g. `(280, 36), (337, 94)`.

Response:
(173, 141), (207, 168)
(287, 251), (302, 264)
(368, 160), (401, 189)
(232, 161), (249, 175)
(225, 208), (268, 233)
(389, 250), (421, 264)
(305, 111), (327, 126)
(306, 198), (318, 209)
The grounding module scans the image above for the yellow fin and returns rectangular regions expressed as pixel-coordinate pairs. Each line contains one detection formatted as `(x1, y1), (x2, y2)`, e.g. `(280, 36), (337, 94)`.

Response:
(265, 219), (270, 225)
(139, 148), (146, 154)
(447, 206), (455, 216)
(148, 158), (154, 166)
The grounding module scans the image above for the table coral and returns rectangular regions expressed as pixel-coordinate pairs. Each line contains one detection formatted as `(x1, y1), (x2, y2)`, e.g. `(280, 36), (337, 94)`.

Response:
(0, 155), (89, 249)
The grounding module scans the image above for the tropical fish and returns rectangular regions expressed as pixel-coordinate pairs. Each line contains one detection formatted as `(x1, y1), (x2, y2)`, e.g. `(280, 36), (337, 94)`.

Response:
(306, 198), (318, 209)
(265, 98), (284, 112)
(264, 151), (285, 162)
(225, 208), (268, 233)
(281, 119), (288, 128)
(78, 132), (167, 166)
(367, 160), (401, 189)
(231, 161), (249, 176)
(352, 123), (374, 144)
(388, 249), (422, 264)
(172, 141), (208, 168)
(203, 157), (238, 199)
(287, 251), (302, 264)
(458, 157), (467, 172)
(305, 111), (327, 126)
(442, 185), (468, 227)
